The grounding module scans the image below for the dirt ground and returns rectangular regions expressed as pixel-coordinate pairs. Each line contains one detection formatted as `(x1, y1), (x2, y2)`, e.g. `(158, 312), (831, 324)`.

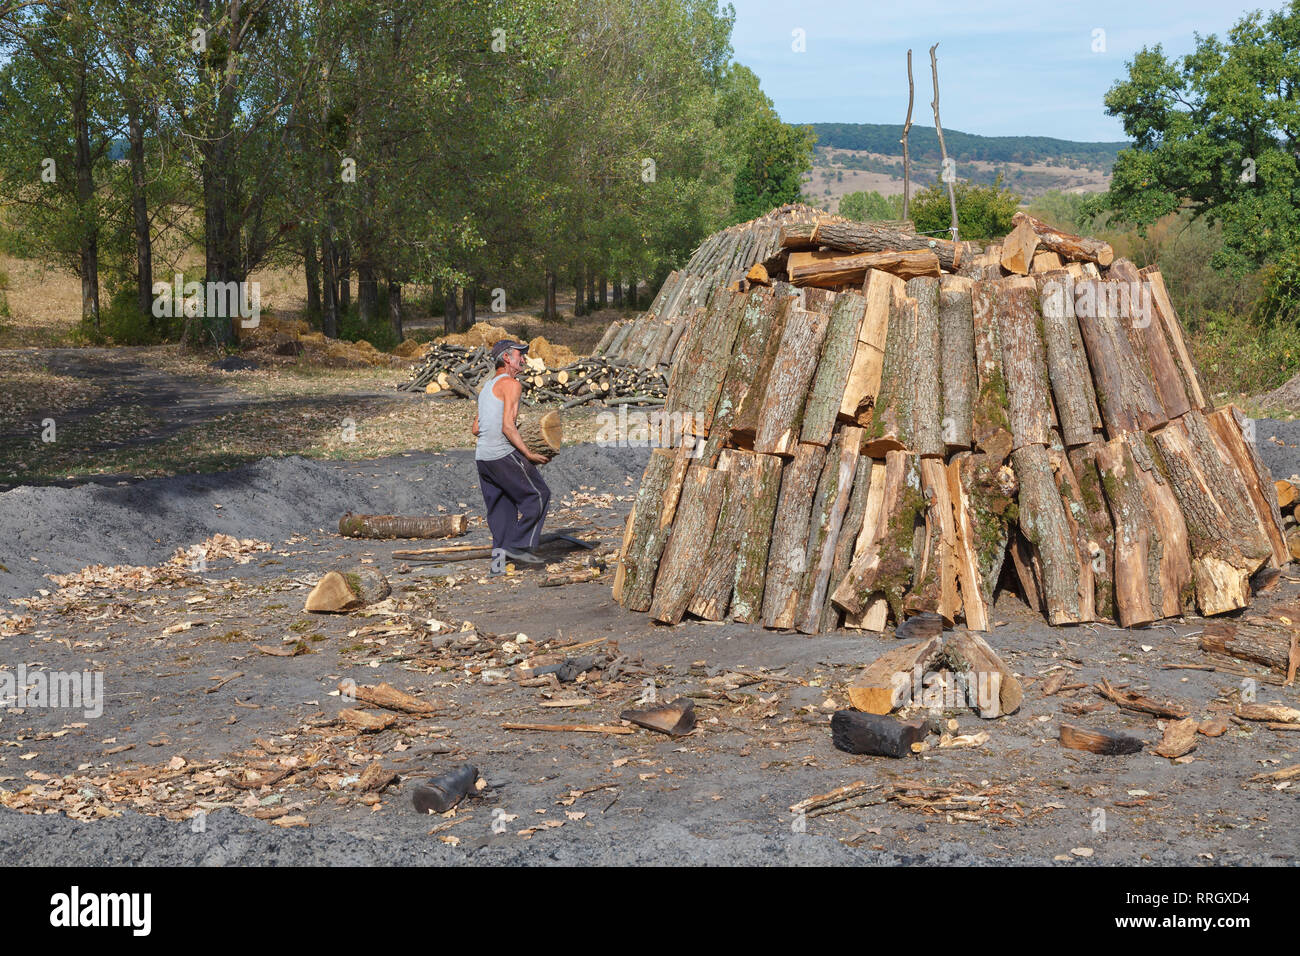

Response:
(1, 433), (1298, 866)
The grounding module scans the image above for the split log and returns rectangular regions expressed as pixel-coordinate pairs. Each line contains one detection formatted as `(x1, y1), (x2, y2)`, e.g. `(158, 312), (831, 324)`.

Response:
(1036, 272), (1104, 446)
(665, 291), (746, 438)
(1075, 279), (1168, 436)
(1047, 448), (1097, 623)
(1205, 406), (1290, 568)
(1009, 530), (1044, 615)
(999, 219), (1040, 275)
(518, 410), (563, 461)
(938, 275), (975, 453)
(1106, 259), (1192, 421)
(994, 277), (1053, 450)
(787, 248), (941, 286)
(831, 711), (927, 758)
(341, 680), (437, 715)
(619, 697), (696, 736)
(1012, 211), (1114, 267)
(1139, 266), (1212, 411)
(649, 466), (727, 624)
(688, 450), (760, 621)
(745, 262), (770, 286)
(1059, 723), (1143, 755)
(1153, 411), (1273, 615)
(1011, 443), (1081, 625)
(970, 280), (1013, 459)
(786, 219), (963, 271)
(1126, 433), (1195, 618)
(701, 287), (781, 464)
(842, 461), (891, 631)
(762, 442), (828, 628)
(951, 451), (1017, 621)
(821, 457), (874, 632)
(1236, 702), (1300, 724)
(832, 451), (925, 622)
(615, 445), (693, 611)
(730, 453), (785, 623)
(305, 568), (391, 613)
(801, 291), (868, 445)
(838, 270), (901, 425)
(906, 276), (944, 457)
(903, 457), (960, 623)
(847, 634), (945, 713)
(942, 631), (1024, 717)
(754, 298), (835, 457)
(1199, 606), (1300, 673)
(1066, 443), (1116, 622)
(863, 289), (915, 457)
(1093, 437), (1157, 627)
(729, 287), (796, 446)
(797, 428), (863, 633)
(1031, 250), (1064, 273)
(338, 512), (468, 540)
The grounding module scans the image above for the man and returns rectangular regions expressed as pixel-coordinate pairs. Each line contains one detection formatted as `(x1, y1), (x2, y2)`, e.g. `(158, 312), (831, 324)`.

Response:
(472, 339), (551, 569)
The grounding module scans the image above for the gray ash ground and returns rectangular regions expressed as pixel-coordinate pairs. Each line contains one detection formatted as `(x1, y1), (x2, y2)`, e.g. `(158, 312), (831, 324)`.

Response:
(0, 436), (1298, 866)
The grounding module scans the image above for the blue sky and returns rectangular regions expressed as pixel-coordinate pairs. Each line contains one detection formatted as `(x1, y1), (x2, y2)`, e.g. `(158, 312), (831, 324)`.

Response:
(727, 0), (1288, 142)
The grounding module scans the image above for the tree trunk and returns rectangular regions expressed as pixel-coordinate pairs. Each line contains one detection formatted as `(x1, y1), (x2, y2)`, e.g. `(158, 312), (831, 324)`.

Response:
(545, 270), (558, 321)
(600, 275), (608, 307)
(126, 99), (153, 328)
(321, 228), (339, 339)
(443, 286), (459, 335)
(613, 279), (623, 309)
(387, 280), (403, 341)
(338, 243), (351, 314)
(1140, 266), (1212, 411)
(304, 234), (321, 324)
(73, 62), (100, 330)
(460, 282), (476, 329)
(903, 457), (960, 623)
(821, 457), (873, 631)
(357, 263), (378, 325)
(665, 293), (746, 443)
(574, 264), (586, 317)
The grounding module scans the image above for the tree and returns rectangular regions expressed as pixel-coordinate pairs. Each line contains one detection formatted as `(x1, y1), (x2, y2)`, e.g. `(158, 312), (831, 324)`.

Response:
(1101, 1), (1300, 274)
(910, 178), (1019, 242)
(718, 63), (814, 223)
(838, 190), (904, 221)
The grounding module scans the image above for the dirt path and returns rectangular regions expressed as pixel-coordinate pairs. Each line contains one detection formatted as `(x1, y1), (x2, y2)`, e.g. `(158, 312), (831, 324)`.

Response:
(1, 447), (1297, 866)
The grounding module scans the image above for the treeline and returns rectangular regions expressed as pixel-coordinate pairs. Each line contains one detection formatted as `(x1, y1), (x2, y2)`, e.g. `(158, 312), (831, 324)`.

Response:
(810, 123), (1126, 170)
(0, 0), (813, 346)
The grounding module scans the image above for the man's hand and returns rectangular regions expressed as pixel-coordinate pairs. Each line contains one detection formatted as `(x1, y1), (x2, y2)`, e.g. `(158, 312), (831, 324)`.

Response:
(471, 415), (480, 438)
(525, 450), (549, 465)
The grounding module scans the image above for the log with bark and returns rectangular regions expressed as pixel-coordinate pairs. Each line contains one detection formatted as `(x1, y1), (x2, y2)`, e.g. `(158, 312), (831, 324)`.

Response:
(338, 512), (468, 540)
(1126, 432), (1195, 619)
(1075, 279), (1168, 436)
(614, 445), (693, 611)
(1011, 443), (1082, 625)
(688, 449), (763, 621)
(518, 409), (563, 461)
(796, 428), (863, 633)
(787, 248), (941, 286)
(841, 460), (891, 631)
(1011, 211), (1114, 267)
(1139, 265), (1212, 411)
(1199, 604), (1300, 675)
(906, 276), (945, 457)
(762, 442), (828, 628)
(938, 275), (975, 453)
(781, 218), (964, 271)
(1106, 259), (1192, 421)
(753, 292), (836, 456)
(1036, 272), (1104, 446)
(1153, 411), (1273, 615)
(730, 452), (785, 623)
(1204, 406), (1290, 568)
(648, 466), (727, 624)
(801, 291), (868, 445)
(969, 279), (1013, 459)
(863, 288), (916, 457)
(700, 287), (782, 464)
(1093, 437), (1157, 628)
(993, 277), (1053, 450)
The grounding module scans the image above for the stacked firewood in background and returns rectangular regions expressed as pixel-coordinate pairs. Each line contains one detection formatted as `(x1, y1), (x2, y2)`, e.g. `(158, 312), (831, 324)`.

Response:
(613, 211), (1291, 634)
(399, 343), (667, 407)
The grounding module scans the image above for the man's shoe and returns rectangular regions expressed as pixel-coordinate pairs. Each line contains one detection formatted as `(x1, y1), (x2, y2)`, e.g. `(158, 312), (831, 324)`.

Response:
(504, 548), (544, 564)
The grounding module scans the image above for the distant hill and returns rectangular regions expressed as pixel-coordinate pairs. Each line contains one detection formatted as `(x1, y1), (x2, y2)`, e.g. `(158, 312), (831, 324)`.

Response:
(809, 123), (1128, 171)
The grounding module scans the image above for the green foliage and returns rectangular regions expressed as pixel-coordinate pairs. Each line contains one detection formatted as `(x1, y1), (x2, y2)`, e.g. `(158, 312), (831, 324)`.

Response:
(1254, 249), (1300, 326)
(1192, 309), (1300, 397)
(718, 64), (814, 224)
(838, 190), (904, 222)
(85, 286), (177, 345)
(1101, 2), (1300, 274)
(810, 123), (1126, 169)
(910, 178), (1020, 241)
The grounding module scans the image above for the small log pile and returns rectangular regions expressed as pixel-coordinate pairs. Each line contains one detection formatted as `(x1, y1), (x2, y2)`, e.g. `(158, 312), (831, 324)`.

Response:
(613, 211), (1291, 633)
(398, 343), (667, 406)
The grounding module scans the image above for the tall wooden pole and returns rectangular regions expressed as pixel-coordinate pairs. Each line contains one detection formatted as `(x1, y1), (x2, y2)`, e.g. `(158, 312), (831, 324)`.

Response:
(902, 50), (914, 222)
(929, 43), (959, 242)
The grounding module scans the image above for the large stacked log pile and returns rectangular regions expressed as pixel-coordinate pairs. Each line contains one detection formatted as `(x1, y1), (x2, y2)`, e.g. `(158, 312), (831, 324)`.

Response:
(613, 211), (1291, 633)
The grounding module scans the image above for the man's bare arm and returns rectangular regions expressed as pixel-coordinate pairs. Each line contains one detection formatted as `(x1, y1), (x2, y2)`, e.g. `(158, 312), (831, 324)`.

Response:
(498, 378), (548, 464)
